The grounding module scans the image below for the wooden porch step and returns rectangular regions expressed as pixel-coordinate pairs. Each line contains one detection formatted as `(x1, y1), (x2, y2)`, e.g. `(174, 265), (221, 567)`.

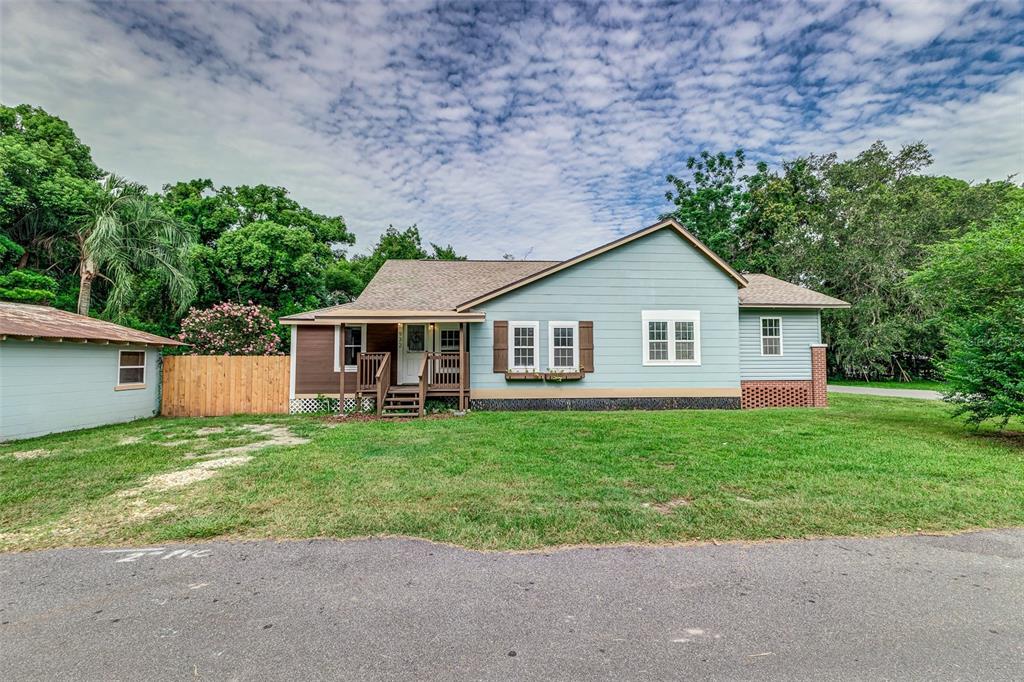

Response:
(378, 386), (423, 417)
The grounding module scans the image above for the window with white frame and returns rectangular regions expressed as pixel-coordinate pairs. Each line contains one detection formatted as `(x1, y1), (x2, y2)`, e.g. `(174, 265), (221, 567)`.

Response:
(439, 328), (460, 352)
(335, 324), (366, 372)
(642, 311), (701, 365)
(508, 321), (539, 370)
(760, 317), (782, 356)
(117, 350), (146, 387)
(548, 321), (579, 370)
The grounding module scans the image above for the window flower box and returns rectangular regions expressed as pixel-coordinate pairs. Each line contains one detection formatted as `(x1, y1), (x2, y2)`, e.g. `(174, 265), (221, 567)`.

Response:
(505, 371), (545, 380)
(543, 370), (584, 382)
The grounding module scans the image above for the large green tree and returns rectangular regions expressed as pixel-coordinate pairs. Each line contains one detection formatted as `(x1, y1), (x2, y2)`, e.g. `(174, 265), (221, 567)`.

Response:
(910, 204), (1024, 423)
(331, 225), (464, 299)
(674, 142), (1019, 379)
(664, 150), (754, 267)
(120, 180), (356, 334)
(0, 104), (102, 270)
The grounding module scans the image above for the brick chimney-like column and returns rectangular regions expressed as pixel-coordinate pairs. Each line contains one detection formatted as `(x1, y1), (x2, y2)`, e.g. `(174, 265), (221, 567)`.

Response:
(810, 344), (828, 407)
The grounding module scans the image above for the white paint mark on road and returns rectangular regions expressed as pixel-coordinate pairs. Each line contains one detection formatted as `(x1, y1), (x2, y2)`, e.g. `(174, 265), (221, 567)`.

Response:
(101, 547), (210, 562)
(189, 582), (209, 590)
(685, 628), (704, 635)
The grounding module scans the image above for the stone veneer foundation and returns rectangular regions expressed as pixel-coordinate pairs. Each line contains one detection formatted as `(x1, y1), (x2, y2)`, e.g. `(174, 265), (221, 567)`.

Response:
(471, 396), (741, 411)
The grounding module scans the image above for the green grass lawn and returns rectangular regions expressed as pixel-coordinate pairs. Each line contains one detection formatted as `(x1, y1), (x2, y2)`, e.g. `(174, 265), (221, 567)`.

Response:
(2, 394), (1021, 552)
(828, 378), (947, 391)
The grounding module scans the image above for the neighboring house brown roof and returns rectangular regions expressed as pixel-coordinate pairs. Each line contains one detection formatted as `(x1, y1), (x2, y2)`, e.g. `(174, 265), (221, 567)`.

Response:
(739, 274), (849, 308)
(0, 302), (183, 345)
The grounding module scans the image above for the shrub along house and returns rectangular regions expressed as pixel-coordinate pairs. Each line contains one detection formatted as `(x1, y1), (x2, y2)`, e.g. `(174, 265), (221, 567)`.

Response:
(0, 302), (182, 441)
(281, 218), (848, 416)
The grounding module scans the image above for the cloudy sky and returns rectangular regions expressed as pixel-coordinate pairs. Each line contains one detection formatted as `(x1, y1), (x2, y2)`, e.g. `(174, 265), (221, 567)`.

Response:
(2, 1), (1022, 258)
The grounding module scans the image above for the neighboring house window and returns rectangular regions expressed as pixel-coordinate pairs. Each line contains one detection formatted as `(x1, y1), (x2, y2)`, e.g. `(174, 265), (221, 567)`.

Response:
(117, 350), (146, 387)
(439, 328), (460, 352)
(761, 317), (783, 356)
(509, 321), (539, 370)
(548, 321), (579, 370)
(641, 311), (701, 365)
(335, 324), (366, 372)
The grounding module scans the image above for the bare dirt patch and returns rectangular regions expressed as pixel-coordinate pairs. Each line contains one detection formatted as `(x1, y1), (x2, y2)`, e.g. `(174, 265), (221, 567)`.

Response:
(0, 422), (310, 551)
(126, 455), (254, 493)
(196, 426), (226, 436)
(118, 436), (142, 445)
(8, 449), (51, 461)
(645, 498), (693, 514)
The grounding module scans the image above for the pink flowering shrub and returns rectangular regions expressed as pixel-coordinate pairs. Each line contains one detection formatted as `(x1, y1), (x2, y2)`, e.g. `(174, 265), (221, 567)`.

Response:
(178, 301), (283, 356)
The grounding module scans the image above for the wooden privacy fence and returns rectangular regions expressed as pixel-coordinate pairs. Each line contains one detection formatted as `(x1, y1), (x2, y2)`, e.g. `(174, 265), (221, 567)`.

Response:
(161, 355), (290, 417)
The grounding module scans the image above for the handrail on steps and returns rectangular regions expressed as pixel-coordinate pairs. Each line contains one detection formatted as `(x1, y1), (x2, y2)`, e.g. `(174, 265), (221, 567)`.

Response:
(374, 353), (391, 417)
(417, 353), (429, 417)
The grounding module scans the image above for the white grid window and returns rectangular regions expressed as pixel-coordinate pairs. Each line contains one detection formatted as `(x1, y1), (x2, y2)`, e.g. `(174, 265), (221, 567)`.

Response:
(118, 350), (146, 386)
(548, 321), (579, 370)
(648, 321), (668, 360)
(335, 324), (366, 372)
(761, 317), (782, 356)
(642, 311), (701, 366)
(509, 322), (539, 371)
(439, 328), (460, 352)
(675, 321), (695, 360)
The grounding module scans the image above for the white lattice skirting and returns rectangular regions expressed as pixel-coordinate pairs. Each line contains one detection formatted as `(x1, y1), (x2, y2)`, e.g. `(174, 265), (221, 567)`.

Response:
(289, 397), (375, 414)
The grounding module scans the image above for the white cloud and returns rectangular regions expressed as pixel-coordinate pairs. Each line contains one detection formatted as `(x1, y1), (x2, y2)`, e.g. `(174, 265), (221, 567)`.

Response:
(0, 0), (1021, 260)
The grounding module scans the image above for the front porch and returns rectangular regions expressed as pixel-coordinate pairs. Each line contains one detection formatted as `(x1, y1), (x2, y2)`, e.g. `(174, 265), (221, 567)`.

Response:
(287, 310), (482, 417)
(354, 342), (468, 418)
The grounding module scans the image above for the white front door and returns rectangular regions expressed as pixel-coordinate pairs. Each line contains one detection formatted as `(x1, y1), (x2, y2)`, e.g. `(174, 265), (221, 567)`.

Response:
(399, 323), (429, 384)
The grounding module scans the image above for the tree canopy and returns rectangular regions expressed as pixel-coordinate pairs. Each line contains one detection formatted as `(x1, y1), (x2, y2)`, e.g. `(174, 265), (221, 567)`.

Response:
(330, 225), (465, 299)
(665, 141), (1021, 379)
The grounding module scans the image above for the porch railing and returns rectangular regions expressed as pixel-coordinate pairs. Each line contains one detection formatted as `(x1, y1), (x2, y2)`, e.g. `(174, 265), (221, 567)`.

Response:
(425, 352), (463, 390)
(356, 352), (389, 394)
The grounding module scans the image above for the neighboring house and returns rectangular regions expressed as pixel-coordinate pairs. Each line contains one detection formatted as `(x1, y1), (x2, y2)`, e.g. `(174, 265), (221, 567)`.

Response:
(0, 302), (182, 441)
(281, 218), (848, 416)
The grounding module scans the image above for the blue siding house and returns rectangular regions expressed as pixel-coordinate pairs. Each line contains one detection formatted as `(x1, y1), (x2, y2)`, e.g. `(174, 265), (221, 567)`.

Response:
(282, 218), (849, 415)
(0, 303), (181, 441)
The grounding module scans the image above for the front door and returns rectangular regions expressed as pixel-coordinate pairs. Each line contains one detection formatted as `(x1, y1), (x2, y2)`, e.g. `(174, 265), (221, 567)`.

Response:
(399, 323), (428, 384)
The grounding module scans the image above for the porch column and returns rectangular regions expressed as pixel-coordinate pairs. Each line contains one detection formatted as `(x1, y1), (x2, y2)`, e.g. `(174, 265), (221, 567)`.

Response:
(339, 323), (346, 403)
(458, 322), (466, 410)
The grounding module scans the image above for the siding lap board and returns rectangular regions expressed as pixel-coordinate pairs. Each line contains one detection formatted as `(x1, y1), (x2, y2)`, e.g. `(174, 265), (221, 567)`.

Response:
(738, 309), (820, 380)
(469, 228), (741, 391)
(0, 340), (160, 441)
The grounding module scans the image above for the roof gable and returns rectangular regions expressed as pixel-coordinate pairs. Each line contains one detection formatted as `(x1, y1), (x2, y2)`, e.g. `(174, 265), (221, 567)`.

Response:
(455, 218), (747, 311)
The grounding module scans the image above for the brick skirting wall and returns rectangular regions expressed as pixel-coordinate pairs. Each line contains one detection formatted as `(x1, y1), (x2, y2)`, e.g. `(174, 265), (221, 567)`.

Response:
(740, 380), (813, 408)
(742, 344), (830, 409)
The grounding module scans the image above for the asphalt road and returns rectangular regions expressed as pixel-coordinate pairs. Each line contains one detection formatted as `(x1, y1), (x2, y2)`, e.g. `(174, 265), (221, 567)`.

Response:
(828, 385), (942, 400)
(2, 530), (1023, 680)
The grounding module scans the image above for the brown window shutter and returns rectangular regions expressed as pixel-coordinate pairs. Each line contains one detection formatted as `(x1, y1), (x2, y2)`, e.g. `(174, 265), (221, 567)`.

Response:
(492, 320), (508, 373)
(579, 321), (594, 373)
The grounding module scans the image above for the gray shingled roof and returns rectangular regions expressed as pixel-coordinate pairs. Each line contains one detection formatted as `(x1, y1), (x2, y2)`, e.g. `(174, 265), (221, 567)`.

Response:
(282, 260), (558, 319)
(0, 302), (183, 345)
(739, 274), (849, 308)
(283, 260), (847, 321)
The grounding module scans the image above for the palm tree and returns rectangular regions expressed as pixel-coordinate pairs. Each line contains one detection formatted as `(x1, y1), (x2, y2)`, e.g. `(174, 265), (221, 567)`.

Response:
(75, 174), (196, 317)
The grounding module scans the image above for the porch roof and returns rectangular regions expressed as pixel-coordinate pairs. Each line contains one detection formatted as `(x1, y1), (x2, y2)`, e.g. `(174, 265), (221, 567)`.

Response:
(281, 307), (485, 324)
